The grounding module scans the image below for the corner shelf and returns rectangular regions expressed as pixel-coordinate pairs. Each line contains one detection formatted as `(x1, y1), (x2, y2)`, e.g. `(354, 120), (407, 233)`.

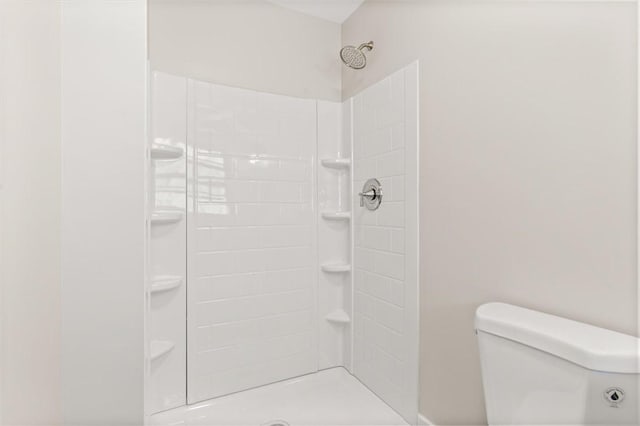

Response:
(150, 210), (184, 225)
(321, 158), (351, 169)
(150, 275), (183, 294)
(325, 310), (351, 325)
(321, 211), (351, 221)
(150, 340), (175, 361)
(150, 144), (183, 160)
(321, 263), (351, 273)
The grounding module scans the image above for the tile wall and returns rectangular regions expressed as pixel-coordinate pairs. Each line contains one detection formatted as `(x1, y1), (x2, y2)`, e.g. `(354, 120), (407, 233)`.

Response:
(186, 80), (319, 402)
(352, 62), (419, 423)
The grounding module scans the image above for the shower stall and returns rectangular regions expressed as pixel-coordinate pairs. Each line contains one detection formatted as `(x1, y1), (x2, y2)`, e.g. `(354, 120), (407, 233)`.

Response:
(145, 61), (420, 424)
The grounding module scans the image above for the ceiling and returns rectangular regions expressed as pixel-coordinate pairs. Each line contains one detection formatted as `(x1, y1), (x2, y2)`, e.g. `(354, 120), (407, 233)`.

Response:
(267, 0), (365, 23)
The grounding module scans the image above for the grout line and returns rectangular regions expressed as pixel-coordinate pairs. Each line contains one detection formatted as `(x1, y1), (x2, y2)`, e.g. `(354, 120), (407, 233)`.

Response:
(197, 308), (311, 329)
(196, 288), (309, 305)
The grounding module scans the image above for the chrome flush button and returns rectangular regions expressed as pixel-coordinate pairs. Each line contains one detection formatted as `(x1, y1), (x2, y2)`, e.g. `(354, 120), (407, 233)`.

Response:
(604, 387), (625, 407)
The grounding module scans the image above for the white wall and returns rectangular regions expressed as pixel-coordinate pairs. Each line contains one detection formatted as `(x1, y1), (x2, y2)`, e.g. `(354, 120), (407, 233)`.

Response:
(343, 1), (638, 424)
(0, 1), (62, 424)
(148, 0), (342, 101)
(60, 1), (147, 424)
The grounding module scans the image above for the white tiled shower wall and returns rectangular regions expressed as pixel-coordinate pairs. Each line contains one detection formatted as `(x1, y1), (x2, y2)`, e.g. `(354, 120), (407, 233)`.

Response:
(148, 73), (188, 414)
(186, 80), (320, 403)
(149, 65), (418, 421)
(317, 101), (352, 370)
(353, 63), (419, 423)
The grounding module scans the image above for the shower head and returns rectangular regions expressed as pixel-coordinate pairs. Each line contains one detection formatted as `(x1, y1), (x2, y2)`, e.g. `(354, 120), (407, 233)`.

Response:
(340, 41), (374, 70)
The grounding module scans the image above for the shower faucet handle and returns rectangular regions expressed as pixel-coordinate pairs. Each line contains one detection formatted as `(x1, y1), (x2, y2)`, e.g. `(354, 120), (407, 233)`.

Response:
(358, 189), (377, 207)
(358, 179), (383, 211)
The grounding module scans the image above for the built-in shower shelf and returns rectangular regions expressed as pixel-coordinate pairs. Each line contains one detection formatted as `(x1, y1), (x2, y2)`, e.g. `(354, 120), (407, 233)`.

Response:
(325, 310), (351, 325)
(321, 263), (351, 273)
(321, 211), (351, 221)
(150, 210), (184, 225)
(150, 340), (175, 361)
(150, 144), (183, 160)
(150, 275), (183, 294)
(321, 158), (351, 169)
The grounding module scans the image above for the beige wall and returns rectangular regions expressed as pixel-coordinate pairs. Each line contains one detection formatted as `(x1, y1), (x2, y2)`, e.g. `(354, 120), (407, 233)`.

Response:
(0, 1), (61, 424)
(343, 1), (638, 424)
(149, 0), (342, 101)
(60, 1), (147, 423)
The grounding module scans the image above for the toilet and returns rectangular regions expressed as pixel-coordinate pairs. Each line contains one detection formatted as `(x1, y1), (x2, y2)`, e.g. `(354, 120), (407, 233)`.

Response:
(476, 303), (639, 425)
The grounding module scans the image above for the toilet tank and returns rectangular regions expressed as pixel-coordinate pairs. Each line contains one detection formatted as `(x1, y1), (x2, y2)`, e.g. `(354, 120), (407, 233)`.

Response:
(476, 303), (639, 425)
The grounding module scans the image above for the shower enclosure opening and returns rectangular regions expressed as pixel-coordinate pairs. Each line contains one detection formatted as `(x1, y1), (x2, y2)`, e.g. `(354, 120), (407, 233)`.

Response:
(146, 63), (420, 425)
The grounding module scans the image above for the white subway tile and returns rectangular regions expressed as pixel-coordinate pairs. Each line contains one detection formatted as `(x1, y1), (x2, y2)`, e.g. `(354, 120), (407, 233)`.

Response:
(263, 247), (313, 270)
(354, 248), (375, 271)
(278, 204), (313, 225)
(388, 278), (404, 307)
(208, 112), (235, 134)
(207, 132), (234, 155)
(198, 274), (260, 301)
(390, 229), (405, 254)
(391, 176), (405, 201)
(196, 252), (237, 277)
(373, 251), (405, 281)
(214, 289), (311, 325)
(235, 157), (279, 180)
(279, 159), (310, 182)
(195, 228), (211, 252)
(376, 149), (405, 177)
(363, 77), (391, 109)
(371, 345), (404, 387)
(361, 226), (391, 251)
(391, 122), (405, 149)
(366, 127), (393, 157)
(208, 227), (257, 251)
(374, 299), (404, 333)
(236, 203), (281, 226)
(210, 179), (261, 203)
(360, 209), (377, 226)
(364, 271), (392, 302)
(354, 157), (376, 181)
(203, 310), (311, 351)
(236, 110), (279, 136)
(377, 202), (405, 228)
(261, 269), (311, 293)
(260, 226), (311, 248)
(196, 203), (237, 227)
(228, 133), (260, 156)
(260, 181), (301, 203)
(235, 249), (267, 273)
(364, 318), (404, 361)
(354, 291), (376, 318)
(195, 325), (211, 351)
(197, 155), (235, 179)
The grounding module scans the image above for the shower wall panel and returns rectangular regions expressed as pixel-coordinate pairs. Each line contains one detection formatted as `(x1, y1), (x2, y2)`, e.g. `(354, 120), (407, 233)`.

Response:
(316, 101), (351, 370)
(148, 72), (188, 414)
(352, 62), (419, 423)
(186, 81), (318, 403)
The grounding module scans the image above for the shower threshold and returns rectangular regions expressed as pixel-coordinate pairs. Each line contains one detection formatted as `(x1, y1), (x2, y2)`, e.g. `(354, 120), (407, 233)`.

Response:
(149, 367), (408, 426)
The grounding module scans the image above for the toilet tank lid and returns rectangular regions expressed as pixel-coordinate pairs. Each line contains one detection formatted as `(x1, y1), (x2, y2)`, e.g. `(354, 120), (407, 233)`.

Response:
(475, 303), (640, 374)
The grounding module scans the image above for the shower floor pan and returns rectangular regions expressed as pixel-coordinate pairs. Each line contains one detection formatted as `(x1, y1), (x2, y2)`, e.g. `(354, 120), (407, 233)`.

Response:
(149, 367), (407, 426)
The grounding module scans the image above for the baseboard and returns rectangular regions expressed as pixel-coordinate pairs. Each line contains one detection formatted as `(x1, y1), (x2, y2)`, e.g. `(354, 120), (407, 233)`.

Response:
(417, 413), (435, 425)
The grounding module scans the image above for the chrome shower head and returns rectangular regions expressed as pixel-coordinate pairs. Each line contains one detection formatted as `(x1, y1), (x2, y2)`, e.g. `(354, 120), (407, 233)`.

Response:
(340, 41), (374, 70)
